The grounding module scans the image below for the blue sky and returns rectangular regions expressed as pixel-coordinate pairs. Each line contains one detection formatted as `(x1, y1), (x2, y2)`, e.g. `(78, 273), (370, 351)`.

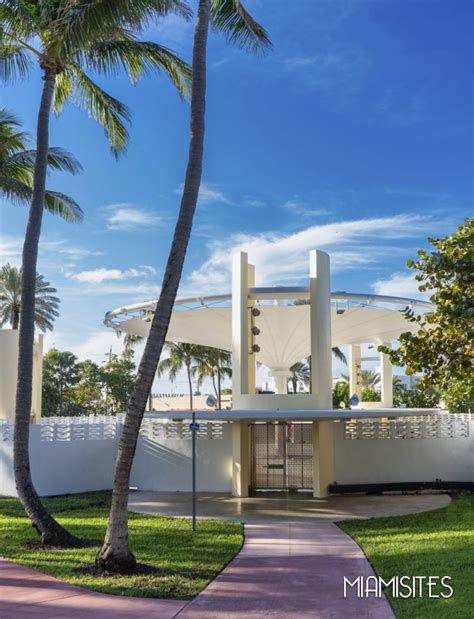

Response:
(0, 0), (472, 388)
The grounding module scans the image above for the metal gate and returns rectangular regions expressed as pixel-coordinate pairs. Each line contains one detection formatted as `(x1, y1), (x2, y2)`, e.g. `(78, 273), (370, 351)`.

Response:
(250, 423), (313, 491)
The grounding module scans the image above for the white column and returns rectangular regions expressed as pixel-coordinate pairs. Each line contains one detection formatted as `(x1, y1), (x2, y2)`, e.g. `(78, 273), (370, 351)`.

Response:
(312, 420), (334, 498)
(309, 250), (332, 408)
(31, 334), (43, 422)
(380, 342), (393, 408)
(232, 252), (250, 398)
(232, 421), (250, 497)
(268, 368), (291, 394)
(349, 344), (362, 401)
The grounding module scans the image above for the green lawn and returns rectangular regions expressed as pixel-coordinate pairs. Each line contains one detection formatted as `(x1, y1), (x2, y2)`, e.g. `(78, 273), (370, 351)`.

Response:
(0, 492), (243, 599)
(339, 494), (474, 619)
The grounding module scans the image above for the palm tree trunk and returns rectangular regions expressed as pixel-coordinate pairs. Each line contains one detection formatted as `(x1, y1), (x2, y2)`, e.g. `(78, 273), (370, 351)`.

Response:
(12, 306), (20, 330)
(96, 0), (211, 571)
(217, 369), (221, 409)
(13, 68), (79, 547)
(187, 363), (194, 411)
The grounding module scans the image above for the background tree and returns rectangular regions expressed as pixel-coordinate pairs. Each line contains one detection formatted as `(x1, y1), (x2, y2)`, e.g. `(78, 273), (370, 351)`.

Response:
(341, 369), (381, 390)
(0, 264), (59, 331)
(72, 360), (106, 416)
(157, 342), (205, 411)
(1, 0), (191, 547)
(393, 380), (440, 409)
(193, 346), (232, 408)
(41, 349), (79, 416)
(380, 219), (473, 412)
(332, 381), (349, 408)
(0, 108), (82, 221)
(102, 350), (136, 414)
(97, 0), (271, 571)
(288, 360), (310, 393)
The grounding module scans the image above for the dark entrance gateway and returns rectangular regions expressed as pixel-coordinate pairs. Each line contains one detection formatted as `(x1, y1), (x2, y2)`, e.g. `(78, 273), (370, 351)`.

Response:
(250, 422), (313, 492)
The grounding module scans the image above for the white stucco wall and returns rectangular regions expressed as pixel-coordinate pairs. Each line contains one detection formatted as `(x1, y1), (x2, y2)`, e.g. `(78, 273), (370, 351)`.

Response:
(0, 421), (233, 497)
(333, 420), (474, 484)
(131, 424), (233, 492)
(1, 418), (472, 497)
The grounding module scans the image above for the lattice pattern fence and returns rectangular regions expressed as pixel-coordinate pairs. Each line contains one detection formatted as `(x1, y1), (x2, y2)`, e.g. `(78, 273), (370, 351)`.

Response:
(0, 416), (226, 442)
(0, 420), (12, 442)
(40, 416), (118, 441)
(140, 419), (225, 440)
(344, 413), (472, 440)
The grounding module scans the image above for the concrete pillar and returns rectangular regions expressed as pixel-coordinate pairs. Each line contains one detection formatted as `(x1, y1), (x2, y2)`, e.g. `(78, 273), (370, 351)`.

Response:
(312, 420), (334, 498)
(268, 368), (291, 394)
(349, 344), (362, 400)
(0, 330), (43, 423)
(380, 343), (393, 408)
(309, 250), (332, 407)
(232, 421), (250, 497)
(232, 252), (256, 399)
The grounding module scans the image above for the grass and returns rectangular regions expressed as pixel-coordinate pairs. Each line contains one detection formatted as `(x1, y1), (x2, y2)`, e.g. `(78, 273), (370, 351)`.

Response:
(0, 492), (243, 599)
(339, 494), (474, 619)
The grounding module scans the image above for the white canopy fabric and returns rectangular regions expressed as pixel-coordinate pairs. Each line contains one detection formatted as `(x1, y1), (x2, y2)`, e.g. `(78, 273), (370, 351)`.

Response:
(118, 305), (418, 370)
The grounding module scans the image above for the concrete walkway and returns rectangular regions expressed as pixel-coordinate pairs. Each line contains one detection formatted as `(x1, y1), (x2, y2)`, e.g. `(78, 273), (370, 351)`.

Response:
(177, 522), (394, 618)
(129, 490), (450, 522)
(0, 522), (394, 618)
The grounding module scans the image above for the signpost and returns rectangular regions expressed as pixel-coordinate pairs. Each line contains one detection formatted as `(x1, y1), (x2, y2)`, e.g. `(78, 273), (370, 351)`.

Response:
(189, 414), (199, 533)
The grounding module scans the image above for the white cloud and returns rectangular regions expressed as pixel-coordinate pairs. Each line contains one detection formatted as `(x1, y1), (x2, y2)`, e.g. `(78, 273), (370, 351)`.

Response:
(185, 214), (438, 293)
(175, 182), (231, 205)
(70, 265), (157, 284)
(371, 272), (429, 300)
(282, 200), (327, 217)
(284, 48), (371, 100)
(105, 204), (162, 231)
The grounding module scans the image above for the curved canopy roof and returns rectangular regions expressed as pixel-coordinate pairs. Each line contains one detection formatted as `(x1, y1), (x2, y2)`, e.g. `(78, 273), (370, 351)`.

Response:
(114, 302), (423, 370)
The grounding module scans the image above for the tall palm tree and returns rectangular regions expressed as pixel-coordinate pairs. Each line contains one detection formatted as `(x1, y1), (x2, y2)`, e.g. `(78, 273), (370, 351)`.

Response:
(193, 346), (232, 408)
(157, 342), (205, 410)
(0, 264), (59, 331)
(0, 0), (191, 547)
(0, 108), (83, 221)
(97, 0), (270, 570)
(288, 360), (310, 394)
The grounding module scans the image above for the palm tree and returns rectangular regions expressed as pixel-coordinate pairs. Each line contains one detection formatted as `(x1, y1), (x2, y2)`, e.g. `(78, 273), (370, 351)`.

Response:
(97, 0), (270, 571)
(1, 0), (191, 547)
(288, 360), (310, 394)
(157, 342), (205, 410)
(0, 109), (83, 221)
(0, 264), (59, 331)
(341, 369), (381, 389)
(193, 346), (232, 408)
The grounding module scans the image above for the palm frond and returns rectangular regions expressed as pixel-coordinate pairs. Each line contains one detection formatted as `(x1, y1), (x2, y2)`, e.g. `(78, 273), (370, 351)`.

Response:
(84, 39), (191, 96)
(57, 0), (192, 55)
(53, 70), (73, 115)
(0, 175), (32, 204)
(211, 0), (271, 52)
(5, 147), (82, 176)
(0, 43), (33, 83)
(70, 64), (130, 157)
(332, 346), (347, 364)
(43, 191), (84, 223)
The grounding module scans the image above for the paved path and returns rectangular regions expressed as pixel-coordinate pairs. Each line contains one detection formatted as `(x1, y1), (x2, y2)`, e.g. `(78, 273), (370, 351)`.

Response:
(0, 559), (186, 618)
(177, 522), (394, 618)
(130, 490), (450, 522)
(1, 523), (394, 619)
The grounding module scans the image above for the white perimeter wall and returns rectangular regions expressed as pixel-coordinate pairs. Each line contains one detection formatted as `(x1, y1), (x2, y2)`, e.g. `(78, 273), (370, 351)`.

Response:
(1, 420), (472, 497)
(0, 422), (233, 497)
(333, 420), (474, 484)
